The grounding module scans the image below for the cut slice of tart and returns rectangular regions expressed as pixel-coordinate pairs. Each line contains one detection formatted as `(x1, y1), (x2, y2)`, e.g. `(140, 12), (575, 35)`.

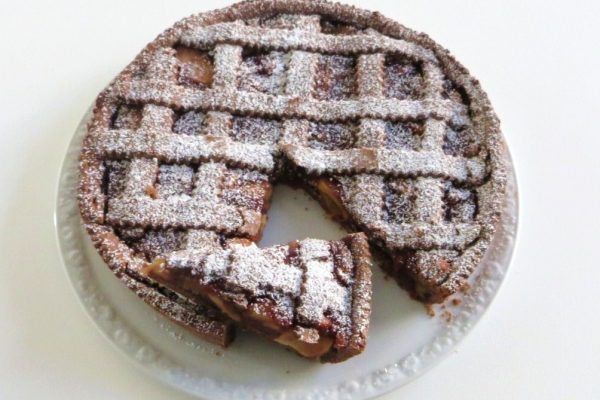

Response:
(142, 232), (372, 363)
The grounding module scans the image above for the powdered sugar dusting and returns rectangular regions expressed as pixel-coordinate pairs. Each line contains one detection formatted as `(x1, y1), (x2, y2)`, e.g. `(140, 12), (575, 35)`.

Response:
(228, 243), (303, 296)
(162, 235), (368, 347)
(297, 239), (351, 329)
(180, 21), (436, 61)
(339, 174), (385, 226)
(78, 0), (507, 350)
(106, 158), (265, 237)
(285, 146), (485, 184)
(239, 50), (288, 95)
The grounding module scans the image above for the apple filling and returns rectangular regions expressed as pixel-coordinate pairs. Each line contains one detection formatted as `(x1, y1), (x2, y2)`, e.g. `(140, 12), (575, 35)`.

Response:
(204, 292), (243, 322)
(144, 259), (246, 321)
(253, 182), (273, 241)
(244, 181), (273, 242)
(313, 178), (350, 222)
(275, 330), (334, 358)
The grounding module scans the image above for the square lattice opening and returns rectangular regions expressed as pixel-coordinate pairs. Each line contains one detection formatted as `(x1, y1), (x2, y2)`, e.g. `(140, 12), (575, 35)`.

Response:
(313, 55), (358, 100)
(110, 104), (143, 130)
(442, 123), (482, 158)
(174, 45), (214, 88)
(442, 182), (478, 223)
(383, 179), (417, 224)
(238, 48), (287, 95)
(384, 121), (425, 150)
(383, 55), (423, 100)
(306, 121), (358, 150)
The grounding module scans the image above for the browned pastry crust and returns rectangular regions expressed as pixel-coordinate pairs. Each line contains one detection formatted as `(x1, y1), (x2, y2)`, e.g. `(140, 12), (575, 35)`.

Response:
(78, 0), (507, 358)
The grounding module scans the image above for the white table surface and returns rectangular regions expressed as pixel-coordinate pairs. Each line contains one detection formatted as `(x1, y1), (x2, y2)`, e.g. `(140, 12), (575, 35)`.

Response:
(1, 0), (599, 398)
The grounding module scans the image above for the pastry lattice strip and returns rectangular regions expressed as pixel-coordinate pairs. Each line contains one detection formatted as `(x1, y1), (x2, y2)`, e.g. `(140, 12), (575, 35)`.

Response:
(112, 79), (458, 123)
(283, 146), (485, 183)
(94, 84), (275, 172)
(179, 21), (436, 61)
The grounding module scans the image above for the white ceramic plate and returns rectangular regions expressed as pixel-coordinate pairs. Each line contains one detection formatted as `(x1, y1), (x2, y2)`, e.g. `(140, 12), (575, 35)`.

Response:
(55, 109), (518, 400)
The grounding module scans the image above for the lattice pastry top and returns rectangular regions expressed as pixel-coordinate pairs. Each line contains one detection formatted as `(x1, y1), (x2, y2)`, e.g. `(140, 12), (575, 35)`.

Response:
(78, 0), (508, 353)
